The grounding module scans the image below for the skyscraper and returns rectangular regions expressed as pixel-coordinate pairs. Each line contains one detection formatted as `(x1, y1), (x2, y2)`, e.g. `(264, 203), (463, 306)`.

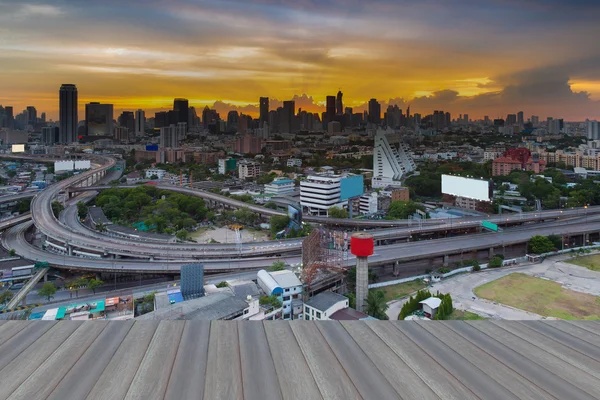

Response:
(506, 114), (517, 125)
(587, 120), (599, 140)
(326, 96), (336, 123)
(368, 99), (381, 124)
(59, 84), (78, 143)
(173, 98), (189, 126)
(517, 111), (524, 125)
(118, 111), (135, 133)
(135, 109), (145, 136)
(160, 125), (178, 148)
(5, 106), (13, 129)
(155, 111), (168, 128)
(335, 91), (343, 115)
(85, 102), (114, 137)
(281, 101), (295, 134)
(26, 106), (37, 126)
(259, 97), (269, 126)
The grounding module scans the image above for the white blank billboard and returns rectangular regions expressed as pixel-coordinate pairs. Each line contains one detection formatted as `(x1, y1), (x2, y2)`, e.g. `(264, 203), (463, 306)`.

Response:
(441, 174), (491, 202)
(11, 144), (24, 153)
(74, 160), (91, 170)
(54, 160), (74, 172)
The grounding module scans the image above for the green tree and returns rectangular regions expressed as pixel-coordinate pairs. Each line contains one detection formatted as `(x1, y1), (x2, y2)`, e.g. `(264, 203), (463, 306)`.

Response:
(17, 199), (30, 213)
(259, 295), (282, 309)
(0, 290), (13, 306)
(87, 278), (104, 294)
(387, 200), (426, 219)
(216, 281), (228, 288)
(270, 215), (290, 236)
(365, 290), (389, 320)
(95, 222), (106, 232)
(528, 235), (556, 254)
(8, 249), (15, 257)
(268, 261), (286, 271)
(38, 282), (57, 301)
(328, 206), (349, 219)
(547, 235), (562, 250)
(51, 201), (64, 218)
(264, 202), (278, 210)
(176, 229), (190, 241)
(76, 201), (88, 219)
(488, 256), (503, 268)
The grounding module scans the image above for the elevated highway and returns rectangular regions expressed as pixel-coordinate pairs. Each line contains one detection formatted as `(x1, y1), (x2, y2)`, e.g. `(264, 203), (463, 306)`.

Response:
(5, 214), (600, 274)
(0, 192), (36, 205)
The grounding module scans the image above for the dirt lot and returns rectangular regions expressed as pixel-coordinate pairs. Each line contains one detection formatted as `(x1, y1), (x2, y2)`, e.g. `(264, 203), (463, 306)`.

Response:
(474, 273), (600, 320)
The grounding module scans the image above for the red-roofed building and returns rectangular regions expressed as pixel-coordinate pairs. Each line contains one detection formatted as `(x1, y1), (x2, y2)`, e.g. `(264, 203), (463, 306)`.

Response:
(493, 147), (546, 176)
(492, 157), (521, 176)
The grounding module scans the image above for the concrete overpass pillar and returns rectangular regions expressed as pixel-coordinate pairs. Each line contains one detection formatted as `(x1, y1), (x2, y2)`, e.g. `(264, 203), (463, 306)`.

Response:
(584, 233), (590, 245)
(488, 247), (494, 258)
(67, 245), (72, 256)
(44, 272), (48, 282)
(443, 255), (449, 267)
(393, 261), (400, 276)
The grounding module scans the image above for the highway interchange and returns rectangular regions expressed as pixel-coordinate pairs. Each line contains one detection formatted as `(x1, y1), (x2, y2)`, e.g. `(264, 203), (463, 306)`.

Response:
(3, 153), (600, 274)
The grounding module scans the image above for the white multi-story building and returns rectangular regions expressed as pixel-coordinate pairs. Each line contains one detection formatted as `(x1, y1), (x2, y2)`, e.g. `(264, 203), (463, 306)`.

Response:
(372, 129), (415, 188)
(300, 173), (364, 216)
(300, 175), (343, 216)
(257, 269), (303, 320)
(265, 177), (295, 196)
(304, 292), (349, 320)
(160, 125), (178, 148)
(238, 160), (261, 180)
(286, 158), (302, 168)
(145, 168), (166, 179)
(359, 192), (379, 215)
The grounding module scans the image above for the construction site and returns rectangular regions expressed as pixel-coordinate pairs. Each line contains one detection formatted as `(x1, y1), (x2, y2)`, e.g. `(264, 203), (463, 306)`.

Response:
(300, 228), (350, 300)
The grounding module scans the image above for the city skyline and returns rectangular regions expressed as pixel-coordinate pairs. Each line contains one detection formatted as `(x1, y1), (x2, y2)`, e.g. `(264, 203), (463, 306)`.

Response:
(1, 0), (600, 120)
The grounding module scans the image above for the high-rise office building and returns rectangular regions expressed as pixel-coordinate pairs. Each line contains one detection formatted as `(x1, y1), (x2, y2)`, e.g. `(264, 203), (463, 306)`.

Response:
(280, 100), (295, 133)
(59, 84), (78, 143)
(26, 106), (37, 126)
(41, 126), (59, 145)
(336, 91), (343, 115)
(188, 106), (199, 128)
(135, 109), (145, 136)
(259, 97), (269, 126)
(40, 112), (46, 123)
(85, 102), (114, 137)
(531, 115), (539, 126)
(173, 98), (189, 126)
(506, 114), (517, 125)
(326, 96), (336, 123)
(368, 99), (381, 124)
(4, 106), (13, 129)
(463, 114), (468, 124)
(155, 111), (168, 128)
(517, 111), (524, 125)
(118, 111), (135, 133)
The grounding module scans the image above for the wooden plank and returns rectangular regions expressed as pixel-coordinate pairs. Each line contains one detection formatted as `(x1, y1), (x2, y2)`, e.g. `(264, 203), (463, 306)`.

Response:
(0, 321), (82, 400)
(493, 321), (600, 381)
(290, 321), (362, 400)
(86, 321), (160, 400)
(455, 321), (596, 400)
(317, 321), (400, 399)
(540, 321), (600, 350)
(164, 321), (210, 400)
(263, 321), (322, 400)
(418, 321), (554, 400)
(367, 321), (478, 400)
(203, 320), (243, 400)
(341, 321), (439, 400)
(568, 321), (600, 337)
(124, 320), (185, 400)
(0, 322), (56, 371)
(8, 321), (108, 400)
(47, 321), (135, 400)
(0, 322), (31, 348)
(395, 322), (519, 400)
(238, 321), (282, 400)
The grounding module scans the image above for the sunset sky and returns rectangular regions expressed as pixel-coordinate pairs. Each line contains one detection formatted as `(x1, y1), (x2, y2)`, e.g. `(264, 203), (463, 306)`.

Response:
(1, 0), (600, 121)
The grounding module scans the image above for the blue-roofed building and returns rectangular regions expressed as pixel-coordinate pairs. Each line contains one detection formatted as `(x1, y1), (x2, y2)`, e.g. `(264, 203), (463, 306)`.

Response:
(264, 178), (295, 196)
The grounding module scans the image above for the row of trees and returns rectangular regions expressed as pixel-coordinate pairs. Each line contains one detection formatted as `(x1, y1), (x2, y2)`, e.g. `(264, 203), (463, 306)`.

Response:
(434, 293), (453, 320)
(96, 186), (208, 234)
(399, 289), (433, 320)
(387, 201), (428, 220)
(36, 277), (105, 302)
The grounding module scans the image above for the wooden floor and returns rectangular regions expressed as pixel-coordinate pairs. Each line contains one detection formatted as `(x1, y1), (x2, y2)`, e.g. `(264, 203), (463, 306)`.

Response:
(0, 320), (599, 399)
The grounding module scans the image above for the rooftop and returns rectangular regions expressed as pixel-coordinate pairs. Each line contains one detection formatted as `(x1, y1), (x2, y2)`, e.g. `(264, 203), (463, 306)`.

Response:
(0, 320), (598, 399)
(136, 292), (248, 321)
(305, 291), (347, 312)
(270, 270), (302, 289)
(329, 307), (371, 321)
(420, 297), (442, 309)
